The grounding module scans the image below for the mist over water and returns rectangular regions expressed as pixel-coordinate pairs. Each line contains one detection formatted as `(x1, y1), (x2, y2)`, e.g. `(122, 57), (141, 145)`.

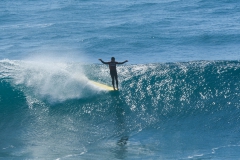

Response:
(1, 59), (99, 102)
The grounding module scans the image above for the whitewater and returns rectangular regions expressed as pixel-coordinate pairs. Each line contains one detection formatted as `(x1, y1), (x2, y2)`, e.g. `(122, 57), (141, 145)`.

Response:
(1, 0), (240, 159)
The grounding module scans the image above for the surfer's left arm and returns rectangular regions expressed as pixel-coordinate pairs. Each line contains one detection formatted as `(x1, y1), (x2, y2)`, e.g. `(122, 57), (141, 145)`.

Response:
(99, 59), (109, 64)
(117, 60), (128, 64)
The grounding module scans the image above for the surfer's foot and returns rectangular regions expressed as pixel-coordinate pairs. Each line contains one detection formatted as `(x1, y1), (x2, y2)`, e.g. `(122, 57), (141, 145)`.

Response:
(113, 87), (116, 90)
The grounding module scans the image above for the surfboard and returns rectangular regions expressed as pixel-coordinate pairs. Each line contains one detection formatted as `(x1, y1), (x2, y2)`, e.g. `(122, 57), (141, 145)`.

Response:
(89, 80), (116, 91)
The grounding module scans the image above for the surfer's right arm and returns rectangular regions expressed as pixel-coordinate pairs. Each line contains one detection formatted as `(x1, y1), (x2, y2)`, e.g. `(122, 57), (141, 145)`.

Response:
(99, 59), (109, 64)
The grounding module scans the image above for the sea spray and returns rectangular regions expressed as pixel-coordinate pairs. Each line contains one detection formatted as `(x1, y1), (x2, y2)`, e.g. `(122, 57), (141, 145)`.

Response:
(0, 59), (100, 102)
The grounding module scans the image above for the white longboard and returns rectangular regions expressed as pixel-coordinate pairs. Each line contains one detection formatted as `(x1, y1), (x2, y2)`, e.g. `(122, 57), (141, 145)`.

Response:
(89, 80), (116, 91)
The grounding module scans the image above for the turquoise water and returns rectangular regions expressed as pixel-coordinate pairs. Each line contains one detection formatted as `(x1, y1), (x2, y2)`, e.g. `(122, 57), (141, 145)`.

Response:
(1, 60), (240, 159)
(1, 0), (240, 159)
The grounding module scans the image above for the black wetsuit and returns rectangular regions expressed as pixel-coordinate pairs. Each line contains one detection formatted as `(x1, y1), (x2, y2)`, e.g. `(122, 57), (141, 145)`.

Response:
(99, 59), (127, 90)
(108, 62), (118, 89)
(109, 62), (118, 80)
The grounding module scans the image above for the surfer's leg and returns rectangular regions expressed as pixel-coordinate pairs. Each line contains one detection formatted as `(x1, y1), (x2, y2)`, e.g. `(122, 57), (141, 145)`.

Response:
(115, 73), (118, 89)
(112, 78), (115, 90)
(110, 72), (116, 90)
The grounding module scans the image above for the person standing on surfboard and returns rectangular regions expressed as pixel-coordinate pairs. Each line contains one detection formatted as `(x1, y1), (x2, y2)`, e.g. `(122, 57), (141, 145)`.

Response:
(99, 57), (128, 90)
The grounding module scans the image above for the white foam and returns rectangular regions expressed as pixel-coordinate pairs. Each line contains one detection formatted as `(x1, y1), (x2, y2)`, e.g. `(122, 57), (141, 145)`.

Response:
(1, 59), (97, 102)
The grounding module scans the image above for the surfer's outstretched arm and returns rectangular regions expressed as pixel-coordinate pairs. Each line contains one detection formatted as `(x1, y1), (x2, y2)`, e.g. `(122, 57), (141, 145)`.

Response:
(99, 59), (109, 64)
(117, 60), (128, 64)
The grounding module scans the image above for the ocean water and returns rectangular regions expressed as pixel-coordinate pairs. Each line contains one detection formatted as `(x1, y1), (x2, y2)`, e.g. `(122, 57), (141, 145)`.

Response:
(1, 0), (240, 159)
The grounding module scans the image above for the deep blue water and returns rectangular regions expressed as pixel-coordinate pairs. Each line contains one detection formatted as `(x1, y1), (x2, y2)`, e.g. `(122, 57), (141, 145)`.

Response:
(1, 0), (240, 159)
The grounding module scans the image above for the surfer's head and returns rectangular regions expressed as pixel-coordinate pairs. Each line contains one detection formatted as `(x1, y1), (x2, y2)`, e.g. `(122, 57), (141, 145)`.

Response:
(111, 57), (115, 61)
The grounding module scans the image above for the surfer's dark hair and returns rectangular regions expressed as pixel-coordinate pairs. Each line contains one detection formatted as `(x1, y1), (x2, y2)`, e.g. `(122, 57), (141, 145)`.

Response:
(111, 57), (115, 60)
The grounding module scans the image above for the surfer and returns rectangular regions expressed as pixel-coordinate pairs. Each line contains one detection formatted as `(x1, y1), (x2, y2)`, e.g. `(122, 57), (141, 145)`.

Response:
(99, 57), (128, 90)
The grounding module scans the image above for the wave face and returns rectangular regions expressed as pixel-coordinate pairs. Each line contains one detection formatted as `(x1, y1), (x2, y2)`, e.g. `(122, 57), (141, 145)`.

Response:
(1, 60), (240, 159)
